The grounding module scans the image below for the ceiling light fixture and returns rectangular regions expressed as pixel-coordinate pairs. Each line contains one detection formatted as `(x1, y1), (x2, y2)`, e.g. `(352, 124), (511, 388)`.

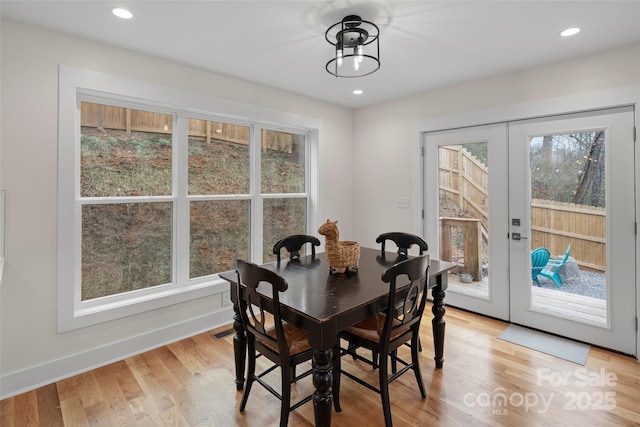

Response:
(112, 8), (133, 20)
(353, 89), (363, 95)
(325, 15), (380, 78)
(560, 27), (580, 37)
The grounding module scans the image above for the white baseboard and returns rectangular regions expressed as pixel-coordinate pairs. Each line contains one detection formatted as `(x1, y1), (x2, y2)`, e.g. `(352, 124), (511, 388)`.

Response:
(0, 307), (234, 400)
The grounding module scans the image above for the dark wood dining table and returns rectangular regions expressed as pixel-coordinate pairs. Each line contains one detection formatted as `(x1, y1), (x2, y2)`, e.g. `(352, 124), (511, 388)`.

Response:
(219, 247), (456, 427)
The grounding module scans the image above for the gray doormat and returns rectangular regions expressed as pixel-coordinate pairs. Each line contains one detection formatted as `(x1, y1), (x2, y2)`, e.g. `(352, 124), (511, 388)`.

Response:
(498, 324), (590, 365)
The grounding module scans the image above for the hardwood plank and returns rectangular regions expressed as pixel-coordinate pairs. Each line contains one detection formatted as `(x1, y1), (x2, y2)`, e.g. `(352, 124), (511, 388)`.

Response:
(12, 390), (38, 426)
(0, 395), (14, 426)
(35, 383), (64, 426)
(88, 362), (137, 427)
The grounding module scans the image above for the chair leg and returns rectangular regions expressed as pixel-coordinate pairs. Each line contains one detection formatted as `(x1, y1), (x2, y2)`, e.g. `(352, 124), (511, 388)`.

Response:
(239, 342), (256, 412)
(391, 349), (397, 374)
(378, 355), (393, 427)
(348, 340), (358, 360)
(280, 363), (292, 427)
(332, 344), (342, 413)
(533, 277), (541, 287)
(411, 338), (426, 398)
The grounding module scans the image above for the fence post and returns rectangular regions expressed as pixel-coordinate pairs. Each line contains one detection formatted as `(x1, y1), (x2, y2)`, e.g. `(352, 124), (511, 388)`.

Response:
(463, 220), (482, 281)
(125, 108), (131, 134)
(440, 219), (452, 262)
(457, 149), (464, 209)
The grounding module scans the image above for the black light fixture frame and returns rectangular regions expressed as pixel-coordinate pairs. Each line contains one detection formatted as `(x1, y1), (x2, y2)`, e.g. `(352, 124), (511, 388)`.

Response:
(325, 15), (380, 78)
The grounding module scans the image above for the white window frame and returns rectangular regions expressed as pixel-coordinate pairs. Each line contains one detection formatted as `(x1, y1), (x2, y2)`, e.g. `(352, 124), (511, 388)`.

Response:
(58, 65), (321, 332)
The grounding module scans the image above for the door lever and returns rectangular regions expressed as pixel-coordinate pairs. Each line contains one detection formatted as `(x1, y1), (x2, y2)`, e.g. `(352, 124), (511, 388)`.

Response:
(512, 232), (528, 240)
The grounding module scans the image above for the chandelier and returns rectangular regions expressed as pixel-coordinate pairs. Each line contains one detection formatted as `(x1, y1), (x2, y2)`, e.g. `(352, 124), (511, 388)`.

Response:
(325, 15), (380, 78)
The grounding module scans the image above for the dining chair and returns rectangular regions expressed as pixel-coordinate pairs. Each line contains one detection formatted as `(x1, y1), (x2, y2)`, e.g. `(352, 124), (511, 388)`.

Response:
(365, 231), (429, 364)
(335, 255), (430, 427)
(531, 247), (551, 287)
(376, 232), (429, 258)
(539, 244), (571, 288)
(235, 259), (315, 427)
(272, 234), (321, 264)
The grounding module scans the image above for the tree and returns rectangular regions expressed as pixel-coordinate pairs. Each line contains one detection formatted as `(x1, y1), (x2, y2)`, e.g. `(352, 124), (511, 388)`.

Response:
(572, 131), (605, 207)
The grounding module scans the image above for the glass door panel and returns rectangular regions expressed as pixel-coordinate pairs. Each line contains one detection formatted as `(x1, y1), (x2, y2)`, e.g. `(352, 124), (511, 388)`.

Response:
(439, 143), (489, 299)
(529, 131), (607, 324)
(424, 124), (509, 321)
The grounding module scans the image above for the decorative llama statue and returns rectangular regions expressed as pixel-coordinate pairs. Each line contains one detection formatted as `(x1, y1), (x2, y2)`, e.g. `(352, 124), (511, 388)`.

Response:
(317, 219), (360, 274)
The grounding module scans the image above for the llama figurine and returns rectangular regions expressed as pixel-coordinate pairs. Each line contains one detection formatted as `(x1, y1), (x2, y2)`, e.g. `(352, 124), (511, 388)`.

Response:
(317, 219), (360, 274)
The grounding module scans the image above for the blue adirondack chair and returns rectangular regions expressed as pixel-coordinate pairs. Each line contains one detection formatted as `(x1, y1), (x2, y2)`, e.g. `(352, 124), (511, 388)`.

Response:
(540, 244), (571, 288)
(531, 247), (551, 287)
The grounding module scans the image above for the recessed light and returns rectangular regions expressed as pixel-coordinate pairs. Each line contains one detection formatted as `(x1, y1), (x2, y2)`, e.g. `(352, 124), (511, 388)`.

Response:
(560, 27), (580, 37)
(353, 89), (363, 95)
(112, 8), (133, 19)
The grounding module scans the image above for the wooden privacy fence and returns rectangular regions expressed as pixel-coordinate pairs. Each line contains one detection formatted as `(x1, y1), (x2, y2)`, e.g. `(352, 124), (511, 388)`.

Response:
(80, 102), (296, 153)
(531, 199), (605, 272)
(439, 145), (606, 272)
(438, 145), (488, 232)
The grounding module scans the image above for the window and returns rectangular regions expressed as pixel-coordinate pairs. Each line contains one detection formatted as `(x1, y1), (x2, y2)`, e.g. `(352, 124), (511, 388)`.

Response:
(80, 104), (174, 300)
(58, 66), (320, 331)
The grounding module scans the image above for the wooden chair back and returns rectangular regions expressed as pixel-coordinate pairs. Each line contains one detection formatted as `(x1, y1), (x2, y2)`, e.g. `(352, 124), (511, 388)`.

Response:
(236, 259), (289, 358)
(379, 255), (430, 348)
(376, 232), (428, 257)
(272, 234), (321, 263)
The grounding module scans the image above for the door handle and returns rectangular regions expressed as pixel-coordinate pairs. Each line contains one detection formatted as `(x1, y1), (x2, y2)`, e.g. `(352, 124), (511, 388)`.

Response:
(512, 232), (528, 240)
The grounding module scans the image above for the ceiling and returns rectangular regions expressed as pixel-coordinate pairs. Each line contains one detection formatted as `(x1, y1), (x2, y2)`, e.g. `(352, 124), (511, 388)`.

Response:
(2, 1), (640, 109)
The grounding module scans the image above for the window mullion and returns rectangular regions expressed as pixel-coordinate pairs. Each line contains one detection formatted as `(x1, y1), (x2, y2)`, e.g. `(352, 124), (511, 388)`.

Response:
(308, 130), (319, 236)
(175, 113), (189, 285)
(251, 124), (264, 263)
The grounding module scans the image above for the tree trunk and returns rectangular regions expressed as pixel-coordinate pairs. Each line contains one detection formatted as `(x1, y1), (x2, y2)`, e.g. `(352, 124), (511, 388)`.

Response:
(291, 134), (305, 166)
(572, 131), (605, 206)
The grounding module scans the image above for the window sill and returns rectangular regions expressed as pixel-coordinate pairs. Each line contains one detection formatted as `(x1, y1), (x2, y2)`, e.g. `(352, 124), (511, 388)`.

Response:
(58, 275), (230, 332)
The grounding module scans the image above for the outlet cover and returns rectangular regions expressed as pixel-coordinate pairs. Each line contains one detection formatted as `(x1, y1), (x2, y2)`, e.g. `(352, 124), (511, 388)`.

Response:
(397, 197), (409, 208)
(222, 291), (231, 306)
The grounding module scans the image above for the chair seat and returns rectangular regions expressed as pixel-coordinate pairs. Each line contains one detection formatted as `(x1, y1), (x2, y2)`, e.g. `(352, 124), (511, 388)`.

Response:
(539, 244), (571, 288)
(344, 313), (410, 343)
(262, 322), (312, 355)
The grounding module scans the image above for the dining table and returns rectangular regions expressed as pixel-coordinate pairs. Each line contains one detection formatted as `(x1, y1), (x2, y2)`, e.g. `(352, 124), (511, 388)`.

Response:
(219, 246), (456, 427)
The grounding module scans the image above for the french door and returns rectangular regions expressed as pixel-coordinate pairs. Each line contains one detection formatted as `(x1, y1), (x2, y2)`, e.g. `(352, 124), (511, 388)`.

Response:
(508, 107), (636, 354)
(424, 107), (636, 354)
(424, 124), (510, 320)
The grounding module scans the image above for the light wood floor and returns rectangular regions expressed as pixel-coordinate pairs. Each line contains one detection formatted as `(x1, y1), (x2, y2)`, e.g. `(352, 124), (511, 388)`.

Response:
(2, 306), (639, 426)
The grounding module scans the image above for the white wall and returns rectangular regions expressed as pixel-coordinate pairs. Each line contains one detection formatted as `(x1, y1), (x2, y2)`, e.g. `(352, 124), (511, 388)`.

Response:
(0, 19), (354, 398)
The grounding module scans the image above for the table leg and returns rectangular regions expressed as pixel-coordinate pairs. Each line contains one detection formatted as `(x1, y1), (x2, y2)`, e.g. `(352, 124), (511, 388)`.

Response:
(232, 301), (246, 390)
(312, 348), (333, 427)
(431, 285), (446, 368)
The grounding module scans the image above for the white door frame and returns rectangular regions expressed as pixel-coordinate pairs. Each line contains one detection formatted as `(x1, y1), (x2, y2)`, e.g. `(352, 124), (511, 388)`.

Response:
(412, 83), (640, 360)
